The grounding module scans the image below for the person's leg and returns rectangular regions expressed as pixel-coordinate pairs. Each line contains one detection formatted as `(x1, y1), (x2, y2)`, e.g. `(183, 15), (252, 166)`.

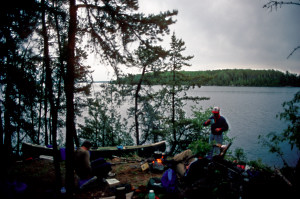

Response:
(78, 176), (98, 189)
(91, 157), (106, 167)
(173, 149), (193, 162)
(176, 163), (186, 178)
(173, 150), (193, 178)
(208, 134), (215, 158)
(92, 162), (112, 178)
(91, 158), (113, 178)
(213, 134), (223, 155)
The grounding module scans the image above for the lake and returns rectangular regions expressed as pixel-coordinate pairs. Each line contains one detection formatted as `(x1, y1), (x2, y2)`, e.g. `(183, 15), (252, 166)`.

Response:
(88, 85), (299, 167)
(186, 86), (299, 167)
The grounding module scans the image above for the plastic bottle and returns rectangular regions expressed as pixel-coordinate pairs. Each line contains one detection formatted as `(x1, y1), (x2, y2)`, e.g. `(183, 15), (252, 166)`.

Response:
(60, 187), (66, 194)
(115, 186), (126, 199)
(148, 189), (155, 199)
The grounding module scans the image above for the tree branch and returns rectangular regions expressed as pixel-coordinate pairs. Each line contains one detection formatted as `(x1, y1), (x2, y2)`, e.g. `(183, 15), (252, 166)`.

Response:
(287, 45), (300, 59)
(263, 1), (300, 58)
(263, 1), (300, 11)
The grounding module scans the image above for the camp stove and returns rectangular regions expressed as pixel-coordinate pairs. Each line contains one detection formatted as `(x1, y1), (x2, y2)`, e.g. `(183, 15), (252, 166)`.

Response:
(151, 151), (166, 171)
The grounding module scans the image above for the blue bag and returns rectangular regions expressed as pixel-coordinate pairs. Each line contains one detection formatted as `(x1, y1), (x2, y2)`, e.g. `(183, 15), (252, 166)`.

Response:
(161, 168), (177, 193)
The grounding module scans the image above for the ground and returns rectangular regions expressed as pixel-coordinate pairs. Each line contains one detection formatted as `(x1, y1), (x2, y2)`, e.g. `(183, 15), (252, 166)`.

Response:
(4, 156), (163, 199)
(3, 155), (299, 199)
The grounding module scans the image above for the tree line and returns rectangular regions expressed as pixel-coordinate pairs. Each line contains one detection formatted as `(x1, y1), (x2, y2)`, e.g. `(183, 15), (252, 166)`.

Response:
(118, 69), (300, 87)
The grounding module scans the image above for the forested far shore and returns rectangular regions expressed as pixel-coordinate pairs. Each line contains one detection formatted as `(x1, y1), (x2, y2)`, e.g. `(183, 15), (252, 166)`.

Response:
(115, 69), (300, 87)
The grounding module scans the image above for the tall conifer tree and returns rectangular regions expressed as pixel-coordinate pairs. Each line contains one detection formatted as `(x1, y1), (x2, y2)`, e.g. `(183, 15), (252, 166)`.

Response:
(64, 0), (177, 194)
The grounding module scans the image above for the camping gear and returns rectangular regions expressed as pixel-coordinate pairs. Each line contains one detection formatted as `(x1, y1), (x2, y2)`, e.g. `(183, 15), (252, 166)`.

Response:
(147, 178), (164, 193)
(148, 190), (155, 199)
(161, 168), (177, 193)
(115, 186), (126, 199)
(79, 176), (98, 189)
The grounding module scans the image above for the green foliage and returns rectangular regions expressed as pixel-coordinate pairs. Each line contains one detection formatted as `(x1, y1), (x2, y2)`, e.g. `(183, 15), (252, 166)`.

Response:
(161, 33), (199, 154)
(1, 0), (178, 195)
(188, 139), (212, 157)
(78, 84), (133, 147)
(259, 91), (300, 167)
(118, 69), (300, 87)
(127, 43), (169, 145)
(247, 159), (272, 172)
(278, 91), (300, 150)
(0, 0), (43, 153)
(188, 106), (212, 139)
(234, 148), (247, 163)
(187, 106), (236, 158)
(169, 106), (209, 154)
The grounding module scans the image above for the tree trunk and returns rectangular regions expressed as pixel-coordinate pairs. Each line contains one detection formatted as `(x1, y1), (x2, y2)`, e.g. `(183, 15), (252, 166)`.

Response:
(44, 91), (49, 145)
(65, 0), (77, 196)
(41, 0), (62, 191)
(134, 65), (146, 145)
(37, 89), (43, 143)
(170, 64), (177, 154)
(0, 108), (3, 154)
(134, 94), (140, 145)
(4, 73), (13, 158)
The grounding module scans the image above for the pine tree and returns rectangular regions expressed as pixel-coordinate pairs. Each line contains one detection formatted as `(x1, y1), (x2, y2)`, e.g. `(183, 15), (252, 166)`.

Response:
(64, 0), (177, 194)
(78, 83), (133, 146)
(163, 32), (199, 154)
(0, 0), (40, 170)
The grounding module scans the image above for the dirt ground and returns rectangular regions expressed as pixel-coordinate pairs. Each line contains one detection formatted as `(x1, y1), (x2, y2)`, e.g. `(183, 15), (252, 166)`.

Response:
(5, 155), (299, 199)
(74, 156), (163, 199)
(5, 156), (163, 199)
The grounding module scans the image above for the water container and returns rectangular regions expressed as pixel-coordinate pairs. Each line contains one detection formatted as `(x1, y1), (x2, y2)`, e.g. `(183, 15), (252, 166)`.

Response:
(60, 148), (66, 161)
(148, 189), (155, 199)
(60, 187), (66, 194)
(115, 186), (126, 199)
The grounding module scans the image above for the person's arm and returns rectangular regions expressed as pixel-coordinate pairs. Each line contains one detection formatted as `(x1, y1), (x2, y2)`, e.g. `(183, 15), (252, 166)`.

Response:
(215, 117), (229, 133)
(221, 118), (229, 132)
(203, 119), (211, 126)
(83, 150), (92, 172)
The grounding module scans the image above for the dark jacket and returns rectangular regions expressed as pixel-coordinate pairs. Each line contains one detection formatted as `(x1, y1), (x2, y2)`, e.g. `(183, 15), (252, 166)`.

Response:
(203, 116), (229, 135)
(74, 147), (92, 179)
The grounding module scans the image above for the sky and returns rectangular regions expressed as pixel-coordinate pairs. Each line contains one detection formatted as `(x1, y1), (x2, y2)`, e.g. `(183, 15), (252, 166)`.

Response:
(90, 0), (300, 81)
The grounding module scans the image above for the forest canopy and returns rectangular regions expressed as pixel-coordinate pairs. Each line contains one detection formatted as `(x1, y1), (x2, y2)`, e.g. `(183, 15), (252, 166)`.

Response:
(117, 69), (300, 87)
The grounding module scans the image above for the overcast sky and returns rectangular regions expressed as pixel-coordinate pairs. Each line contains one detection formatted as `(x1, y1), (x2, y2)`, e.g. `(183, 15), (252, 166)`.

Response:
(91, 0), (300, 81)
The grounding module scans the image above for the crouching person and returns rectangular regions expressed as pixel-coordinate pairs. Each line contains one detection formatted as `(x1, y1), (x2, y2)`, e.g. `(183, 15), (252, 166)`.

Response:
(172, 149), (196, 178)
(74, 140), (115, 189)
(172, 149), (210, 184)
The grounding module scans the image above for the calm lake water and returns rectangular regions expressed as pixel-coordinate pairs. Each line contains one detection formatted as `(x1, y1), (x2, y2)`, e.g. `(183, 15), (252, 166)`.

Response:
(186, 86), (299, 167)
(88, 85), (299, 167)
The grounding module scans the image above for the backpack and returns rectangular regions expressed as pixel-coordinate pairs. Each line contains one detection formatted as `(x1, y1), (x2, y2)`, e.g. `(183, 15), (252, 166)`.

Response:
(161, 168), (177, 193)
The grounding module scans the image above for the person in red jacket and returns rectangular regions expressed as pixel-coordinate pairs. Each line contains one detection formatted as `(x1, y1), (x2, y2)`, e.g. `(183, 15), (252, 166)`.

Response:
(203, 107), (229, 157)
